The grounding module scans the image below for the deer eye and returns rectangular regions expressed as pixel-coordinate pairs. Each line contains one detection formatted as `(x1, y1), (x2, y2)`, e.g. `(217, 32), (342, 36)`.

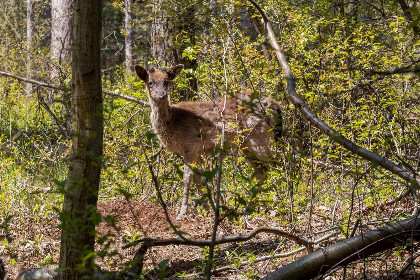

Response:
(148, 81), (153, 86)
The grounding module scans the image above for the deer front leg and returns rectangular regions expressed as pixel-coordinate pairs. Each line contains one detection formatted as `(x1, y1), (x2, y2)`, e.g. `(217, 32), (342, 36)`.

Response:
(175, 163), (194, 221)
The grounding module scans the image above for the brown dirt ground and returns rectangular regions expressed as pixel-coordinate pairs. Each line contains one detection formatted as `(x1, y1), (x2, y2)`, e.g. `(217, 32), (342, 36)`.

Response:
(2, 197), (419, 279)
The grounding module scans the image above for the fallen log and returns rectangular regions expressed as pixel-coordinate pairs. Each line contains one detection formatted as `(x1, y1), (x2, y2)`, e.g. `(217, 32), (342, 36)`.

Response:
(263, 214), (420, 280)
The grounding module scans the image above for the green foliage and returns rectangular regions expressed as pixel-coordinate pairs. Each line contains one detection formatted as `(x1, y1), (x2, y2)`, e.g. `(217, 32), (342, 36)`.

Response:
(0, 0), (419, 278)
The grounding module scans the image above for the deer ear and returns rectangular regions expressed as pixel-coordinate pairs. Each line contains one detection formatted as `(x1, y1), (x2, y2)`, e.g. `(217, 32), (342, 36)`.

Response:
(168, 64), (184, 80)
(135, 65), (148, 82)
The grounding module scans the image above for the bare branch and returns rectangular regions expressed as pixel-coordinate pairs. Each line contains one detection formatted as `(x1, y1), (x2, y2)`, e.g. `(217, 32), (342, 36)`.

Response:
(247, 0), (420, 188)
(128, 227), (310, 249)
(103, 89), (150, 106)
(127, 226), (309, 277)
(0, 70), (150, 106)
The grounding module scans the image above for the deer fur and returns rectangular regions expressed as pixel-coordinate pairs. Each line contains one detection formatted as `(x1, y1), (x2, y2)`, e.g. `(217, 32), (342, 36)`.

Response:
(135, 65), (282, 220)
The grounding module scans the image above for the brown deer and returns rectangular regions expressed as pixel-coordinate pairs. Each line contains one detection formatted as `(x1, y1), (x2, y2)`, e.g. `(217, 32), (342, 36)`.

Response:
(135, 65), (282, 220)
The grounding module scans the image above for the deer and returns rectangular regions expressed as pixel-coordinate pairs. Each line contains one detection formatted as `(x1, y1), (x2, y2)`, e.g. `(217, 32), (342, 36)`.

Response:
(135, 65), (282, 221)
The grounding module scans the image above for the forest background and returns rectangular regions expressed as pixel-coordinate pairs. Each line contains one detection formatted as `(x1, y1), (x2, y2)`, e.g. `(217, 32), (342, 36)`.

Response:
(0, 0), (419, 279)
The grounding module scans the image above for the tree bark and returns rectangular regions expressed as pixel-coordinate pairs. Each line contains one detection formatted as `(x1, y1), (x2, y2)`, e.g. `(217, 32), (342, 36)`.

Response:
(51, 0), (73, 77)
(51, 0), (73, 131)
(58, 0), (103, 279)
(151, 0), (172, 66)
(263, 214), (420, 280)
(124, 0), (134, 73)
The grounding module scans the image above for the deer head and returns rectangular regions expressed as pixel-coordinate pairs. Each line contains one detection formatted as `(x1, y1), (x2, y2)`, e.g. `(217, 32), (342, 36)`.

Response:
(135, 65), (183, 101)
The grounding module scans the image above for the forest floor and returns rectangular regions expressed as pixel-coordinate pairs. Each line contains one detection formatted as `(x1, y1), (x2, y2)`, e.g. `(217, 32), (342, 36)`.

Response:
(2, 198), (418, 279)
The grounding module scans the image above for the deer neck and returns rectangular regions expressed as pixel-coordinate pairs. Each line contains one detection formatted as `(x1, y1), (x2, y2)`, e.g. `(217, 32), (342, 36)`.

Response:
(149, 97), (172, 134)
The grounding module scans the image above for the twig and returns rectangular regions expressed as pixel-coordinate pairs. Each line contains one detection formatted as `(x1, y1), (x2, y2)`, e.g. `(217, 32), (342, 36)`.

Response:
(0, 70), (150, 106)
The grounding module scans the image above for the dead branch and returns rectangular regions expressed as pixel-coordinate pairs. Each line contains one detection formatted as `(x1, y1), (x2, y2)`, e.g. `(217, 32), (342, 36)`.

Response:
(103, 89), (150, 106)
(127, 227), (309, 276)
(0, 70), (67, 91)
(128, 227), (309, 249)
(0, 70), (150, 106)
(247, 0), (420, 188)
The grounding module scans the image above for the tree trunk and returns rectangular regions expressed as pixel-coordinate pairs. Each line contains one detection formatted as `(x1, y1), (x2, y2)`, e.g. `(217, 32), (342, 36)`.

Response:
(151, 0), (172, 66)
(124, 0), (134, 73)
(51, 0), (73, 131)
(263, 214), (420, 280)
(26, 0), (34, 95)
(58, 0), (103, 279)
(51, 0), (73, 78)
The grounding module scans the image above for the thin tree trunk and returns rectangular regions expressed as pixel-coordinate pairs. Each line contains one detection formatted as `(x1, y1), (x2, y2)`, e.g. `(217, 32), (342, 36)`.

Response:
(58, 0), (103, 279)
(51, 0), (73, 78)
(151, 0), (172, 66)
(26, 0), (33, 95)
(124, 0), (134, 73)
(51, 0), (73, 131)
